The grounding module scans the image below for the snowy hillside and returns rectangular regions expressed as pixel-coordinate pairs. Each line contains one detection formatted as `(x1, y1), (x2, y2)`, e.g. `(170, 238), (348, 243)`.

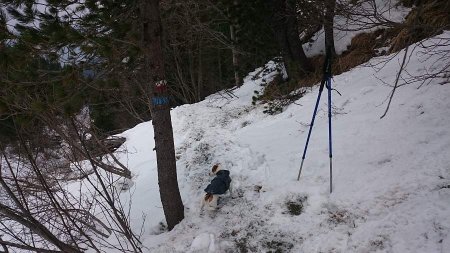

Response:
(303, 0), (409, 57)
(110, 32), (450, 253)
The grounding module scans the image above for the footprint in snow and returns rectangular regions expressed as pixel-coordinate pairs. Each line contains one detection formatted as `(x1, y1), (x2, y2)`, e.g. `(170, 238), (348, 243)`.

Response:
(188, 233), (218, 253)
(360, 87), (374, 95)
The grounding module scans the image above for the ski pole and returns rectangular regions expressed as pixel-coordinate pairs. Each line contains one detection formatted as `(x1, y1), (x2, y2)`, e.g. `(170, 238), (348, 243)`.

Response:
(297, 45), (334, 194)
(327, 76), (333, 193)
(297, 79), (325, 181)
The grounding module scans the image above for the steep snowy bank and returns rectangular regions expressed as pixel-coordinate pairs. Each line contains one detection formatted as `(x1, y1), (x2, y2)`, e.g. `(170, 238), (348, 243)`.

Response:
(114, 32), (450, 252)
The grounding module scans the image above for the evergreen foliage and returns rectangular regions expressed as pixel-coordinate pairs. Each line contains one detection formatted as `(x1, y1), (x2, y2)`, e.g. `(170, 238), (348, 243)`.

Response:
(0, 0), (319, 137)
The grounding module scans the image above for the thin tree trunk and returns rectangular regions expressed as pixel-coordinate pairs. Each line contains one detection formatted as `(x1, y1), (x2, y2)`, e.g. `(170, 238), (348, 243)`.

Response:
(188, 48), (198, 101)
(230, 24), (241, 86)
(140, 0), (184, 231)
(172, 50), (190, 103)
(197, 40), (203, 101)
(217, 49), (222, 90)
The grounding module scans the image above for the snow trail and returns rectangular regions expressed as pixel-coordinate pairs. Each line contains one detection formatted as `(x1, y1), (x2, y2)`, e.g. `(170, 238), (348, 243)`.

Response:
(112, 34), (450, 252)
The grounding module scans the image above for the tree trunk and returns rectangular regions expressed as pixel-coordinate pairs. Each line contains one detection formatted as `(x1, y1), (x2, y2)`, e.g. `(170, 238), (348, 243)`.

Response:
(324, 0), (336, 56)
(140, 0), (184, 230)
(197, 40), (203, 101)
(285, 0), (311, 71)
(230, 24), (241, 87)
(271, 0), (312, 81)
(229, 0), (241, 87)
(188, 48), (197, 102)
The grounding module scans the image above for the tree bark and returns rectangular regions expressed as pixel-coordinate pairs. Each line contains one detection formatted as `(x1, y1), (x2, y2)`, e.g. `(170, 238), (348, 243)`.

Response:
(228, 0), (241, 87)
(140, 0), (184, 230)
(271, 0), (312, 81)
(197, 40), (203, 101)
(324, 0), (336, 56)
(230, 23), (241, 86)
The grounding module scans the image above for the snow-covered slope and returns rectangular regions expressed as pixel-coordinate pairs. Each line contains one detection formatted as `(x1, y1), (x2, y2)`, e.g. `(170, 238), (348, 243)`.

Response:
(303, 0), (410, 57)
(113, 32), (450, 253)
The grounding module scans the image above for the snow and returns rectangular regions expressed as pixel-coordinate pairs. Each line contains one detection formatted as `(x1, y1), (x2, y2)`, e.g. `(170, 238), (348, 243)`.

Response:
(304, 0), (410, 57)
(97, 31), (450, 252)
(188, 233), (217, 253)
(0, 29), (444, 252)
(3, 1), (448, 251)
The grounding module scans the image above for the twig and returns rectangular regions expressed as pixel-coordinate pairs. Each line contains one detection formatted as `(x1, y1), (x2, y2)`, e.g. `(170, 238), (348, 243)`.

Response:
(380, 45), (409, 119)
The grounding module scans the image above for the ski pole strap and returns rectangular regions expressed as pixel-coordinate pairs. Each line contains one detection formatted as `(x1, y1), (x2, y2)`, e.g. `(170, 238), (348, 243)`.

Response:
(326, 82), (342, 96)
(323, 47), (342, 96)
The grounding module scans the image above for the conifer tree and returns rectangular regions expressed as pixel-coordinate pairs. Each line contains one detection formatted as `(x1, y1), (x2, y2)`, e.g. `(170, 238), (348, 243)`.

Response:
(270, 0), (312, 81)
(139, 0), (184, 230)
